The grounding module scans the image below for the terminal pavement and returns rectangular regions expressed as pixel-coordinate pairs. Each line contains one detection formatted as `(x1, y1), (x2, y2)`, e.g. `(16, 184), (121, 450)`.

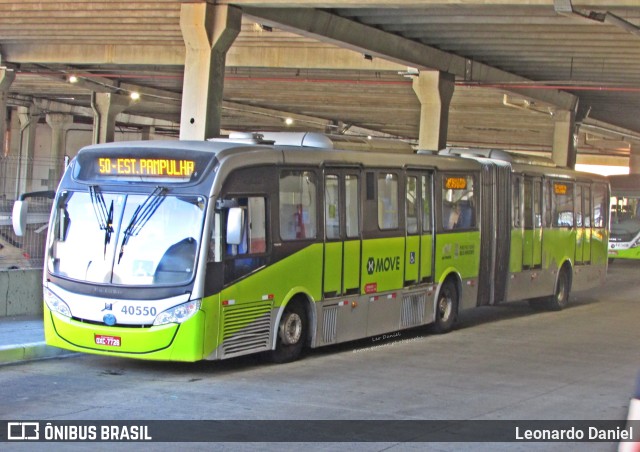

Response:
(0, 315), (75, 365)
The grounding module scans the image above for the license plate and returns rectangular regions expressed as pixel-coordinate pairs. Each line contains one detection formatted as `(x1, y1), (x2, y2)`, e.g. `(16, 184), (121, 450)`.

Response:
(95, 334), (121, 347)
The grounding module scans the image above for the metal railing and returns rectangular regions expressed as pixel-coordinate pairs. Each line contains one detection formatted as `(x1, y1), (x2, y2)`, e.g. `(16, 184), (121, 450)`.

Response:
(0, 195), (52, 270)
(0, 155), (58, 271)
(0, 156), (57, 270)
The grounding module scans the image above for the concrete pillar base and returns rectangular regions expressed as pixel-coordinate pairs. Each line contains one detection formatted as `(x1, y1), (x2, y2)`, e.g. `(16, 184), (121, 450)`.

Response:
(412, 71), (455, 152)
(552, 109), (577, 169)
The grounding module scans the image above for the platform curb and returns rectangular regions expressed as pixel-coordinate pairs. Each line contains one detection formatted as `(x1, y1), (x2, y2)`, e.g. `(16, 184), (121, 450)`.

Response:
(0, 342), (76, 365)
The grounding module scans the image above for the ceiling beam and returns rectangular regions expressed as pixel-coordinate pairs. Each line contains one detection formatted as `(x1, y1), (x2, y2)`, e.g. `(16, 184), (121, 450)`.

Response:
(242, 7), (578, 111)
(222, 1), (640, 6)
(1, 43), (405, 72)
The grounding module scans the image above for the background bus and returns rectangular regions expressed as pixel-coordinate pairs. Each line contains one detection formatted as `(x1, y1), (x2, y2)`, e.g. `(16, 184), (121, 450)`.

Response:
(608, 174), (640, 261)
(14, 133), (609, 363)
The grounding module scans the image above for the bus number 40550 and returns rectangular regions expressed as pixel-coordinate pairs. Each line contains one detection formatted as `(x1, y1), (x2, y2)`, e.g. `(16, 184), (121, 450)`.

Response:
(121, 306), (157, 316)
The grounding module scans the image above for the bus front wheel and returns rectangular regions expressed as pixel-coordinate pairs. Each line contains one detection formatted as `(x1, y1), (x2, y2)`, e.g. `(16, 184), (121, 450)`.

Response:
(433, 279), (458, 334)
(268, 301), (307, 363)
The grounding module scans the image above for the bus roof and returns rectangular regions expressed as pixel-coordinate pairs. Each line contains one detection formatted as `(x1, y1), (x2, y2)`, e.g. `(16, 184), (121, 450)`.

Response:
(609, 174), (640, 197)
(75, 136), (608, 184)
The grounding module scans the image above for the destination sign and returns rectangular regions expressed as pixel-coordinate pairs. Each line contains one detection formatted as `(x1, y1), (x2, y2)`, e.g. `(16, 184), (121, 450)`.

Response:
(96, 157), (195, 180)
(554, 183), (568, 195)
(445, 177), (468, 190)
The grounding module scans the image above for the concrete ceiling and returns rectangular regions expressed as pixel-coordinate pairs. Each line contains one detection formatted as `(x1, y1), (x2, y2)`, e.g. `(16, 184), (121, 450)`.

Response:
(2, 0), (640, 163)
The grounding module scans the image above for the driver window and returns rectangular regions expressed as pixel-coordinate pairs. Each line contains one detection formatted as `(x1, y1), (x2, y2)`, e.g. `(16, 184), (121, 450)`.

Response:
(223, 196), (268, 285)
(227, 197), (266, 256)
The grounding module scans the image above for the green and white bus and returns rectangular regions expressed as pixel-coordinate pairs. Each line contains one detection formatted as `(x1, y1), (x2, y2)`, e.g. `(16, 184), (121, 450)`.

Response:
(609, 174), (640, 261)
(21, 133), (609, 362)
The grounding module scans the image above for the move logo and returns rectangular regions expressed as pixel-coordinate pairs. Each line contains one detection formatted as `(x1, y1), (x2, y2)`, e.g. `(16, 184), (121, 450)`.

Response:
(366, 256), (401, 275)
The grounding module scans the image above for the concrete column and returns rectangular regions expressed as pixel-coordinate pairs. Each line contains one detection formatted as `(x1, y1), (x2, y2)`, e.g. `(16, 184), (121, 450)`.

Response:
(630, 143), (640, 175)
(412, 71), (455, 152)
(179, 3), (241, 140)
(140, 125), (155, 141)
(45, 113), (73, 187)
(91, 92), (134, 144)
(552, 109), (577, 169)
(16, 104), (40, 196)
(0, 68), (15, 156)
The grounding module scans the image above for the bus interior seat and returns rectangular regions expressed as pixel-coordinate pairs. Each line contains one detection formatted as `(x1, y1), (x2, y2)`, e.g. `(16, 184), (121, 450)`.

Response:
(455, 201), (474, 229)
(154, 237), (197, 283)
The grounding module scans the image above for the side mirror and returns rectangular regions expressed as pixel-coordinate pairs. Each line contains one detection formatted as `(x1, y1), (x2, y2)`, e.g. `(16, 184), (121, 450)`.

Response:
(226, 207), (245, 245)
(12, 200), (28, 237)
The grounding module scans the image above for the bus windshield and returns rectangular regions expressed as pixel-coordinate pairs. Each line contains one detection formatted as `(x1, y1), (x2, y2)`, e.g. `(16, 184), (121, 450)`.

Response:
(610, 196), (640, 242)
(47, 190), (205, 286)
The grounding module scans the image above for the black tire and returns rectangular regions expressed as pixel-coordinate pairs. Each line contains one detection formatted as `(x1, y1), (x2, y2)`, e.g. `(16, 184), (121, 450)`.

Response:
(608, 258), (615, 265)
(528, 298), (547, 311)
(545, 266), (571, 311)
(432, 279), (458, 334)
(267, 301), (307, 363)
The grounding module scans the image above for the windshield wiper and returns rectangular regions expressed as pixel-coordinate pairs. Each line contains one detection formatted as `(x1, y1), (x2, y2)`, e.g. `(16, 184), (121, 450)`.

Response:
(89, 186), (114, 258)
(118, 186), (167, 263)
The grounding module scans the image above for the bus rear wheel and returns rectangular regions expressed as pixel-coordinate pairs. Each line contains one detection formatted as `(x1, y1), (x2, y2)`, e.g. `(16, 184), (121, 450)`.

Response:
(267, 301), (307, 363)
(546, 267), (571, 311)
(432, 279), (458, 334)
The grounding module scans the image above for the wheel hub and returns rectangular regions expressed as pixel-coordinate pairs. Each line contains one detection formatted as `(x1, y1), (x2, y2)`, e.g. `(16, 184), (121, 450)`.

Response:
(439, 296), (452, 321)
(280, 312), (302, 345)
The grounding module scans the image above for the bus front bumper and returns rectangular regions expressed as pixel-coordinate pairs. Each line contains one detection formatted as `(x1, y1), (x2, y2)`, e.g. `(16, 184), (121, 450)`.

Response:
(44, 305), (206, 362)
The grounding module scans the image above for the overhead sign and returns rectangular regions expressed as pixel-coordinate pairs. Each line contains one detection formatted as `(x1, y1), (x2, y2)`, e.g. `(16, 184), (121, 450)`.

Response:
(96, 157), (195, 179)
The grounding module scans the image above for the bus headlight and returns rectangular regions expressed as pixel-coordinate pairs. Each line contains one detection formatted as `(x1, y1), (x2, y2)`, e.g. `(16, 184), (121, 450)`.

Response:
(44, 287), (71, 318)
(153, 299), (201, 326)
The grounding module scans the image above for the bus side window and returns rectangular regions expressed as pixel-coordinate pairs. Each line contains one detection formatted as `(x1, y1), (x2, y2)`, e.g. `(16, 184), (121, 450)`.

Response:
(422, 174), (432, 233)
(593, 184), (607, 228)
(552, 181), (574, 227)
(406, 176), (419, 234)
(378, 172), (399, 230)
(442, 174), (475, 231)
(279, 171), (317, 240)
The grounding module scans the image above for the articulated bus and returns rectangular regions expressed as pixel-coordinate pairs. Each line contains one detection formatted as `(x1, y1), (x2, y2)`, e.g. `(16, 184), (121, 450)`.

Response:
(608, 174), (640, 261)
(19, 133), (609, 363)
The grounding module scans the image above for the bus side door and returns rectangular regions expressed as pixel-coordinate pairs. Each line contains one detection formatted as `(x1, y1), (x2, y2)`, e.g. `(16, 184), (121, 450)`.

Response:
(323, 170), (361, 298)
(575, 184), (584, 264)
(576, 183), (591, 264)
(523, 177), (543, 269)
(405, 172), (434, 285)
(510, 175), (524, 274)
